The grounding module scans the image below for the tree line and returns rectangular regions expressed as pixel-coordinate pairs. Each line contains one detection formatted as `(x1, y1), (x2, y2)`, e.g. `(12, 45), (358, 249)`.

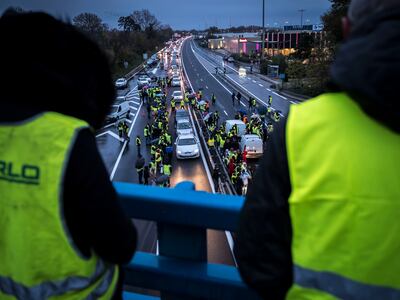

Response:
(72, 10), (173, 78)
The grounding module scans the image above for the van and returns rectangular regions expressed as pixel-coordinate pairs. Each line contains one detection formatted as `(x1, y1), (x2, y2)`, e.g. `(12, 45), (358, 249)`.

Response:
(225, 120), (246, 136)
(240, 134), (263, 158)
(106, 101), (131, 123)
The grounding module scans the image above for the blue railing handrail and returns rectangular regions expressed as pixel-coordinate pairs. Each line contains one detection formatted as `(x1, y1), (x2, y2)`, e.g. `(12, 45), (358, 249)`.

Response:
(116, 181), (261, 300)
(115, 181), (245, 232)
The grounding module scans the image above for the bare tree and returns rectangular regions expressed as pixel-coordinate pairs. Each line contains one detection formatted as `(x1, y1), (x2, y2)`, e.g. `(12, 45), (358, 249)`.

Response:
(73, 13), (107, 35)
(118, 16), (141, 32)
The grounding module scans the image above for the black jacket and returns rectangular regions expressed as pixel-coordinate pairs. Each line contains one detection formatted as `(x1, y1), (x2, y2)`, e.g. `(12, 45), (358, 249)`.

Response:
(0, 12), (137, 266)
(235, 9), (400, 299)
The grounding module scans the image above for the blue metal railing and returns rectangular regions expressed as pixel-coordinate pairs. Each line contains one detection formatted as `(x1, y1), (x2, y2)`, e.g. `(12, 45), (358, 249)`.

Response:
(115, 181), (261, 300)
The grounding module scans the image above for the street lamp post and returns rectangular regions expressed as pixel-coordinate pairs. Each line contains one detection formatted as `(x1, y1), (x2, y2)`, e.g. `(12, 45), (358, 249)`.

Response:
(299, 9), (305, 27)
(262, 0), (265, 60)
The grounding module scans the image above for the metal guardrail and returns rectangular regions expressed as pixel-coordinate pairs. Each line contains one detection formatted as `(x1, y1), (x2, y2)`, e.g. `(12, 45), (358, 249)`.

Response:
(117, 182), (261, 300)
(125, 63), (146, 81)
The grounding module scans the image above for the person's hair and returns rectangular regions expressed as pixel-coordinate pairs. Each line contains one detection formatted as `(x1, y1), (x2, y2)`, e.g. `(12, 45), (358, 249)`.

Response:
(0, 9), (115, 129)
(348, 0), (399, 26)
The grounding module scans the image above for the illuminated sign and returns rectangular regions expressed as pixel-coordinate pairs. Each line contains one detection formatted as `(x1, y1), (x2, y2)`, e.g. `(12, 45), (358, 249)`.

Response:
(239, 38), (247, 43)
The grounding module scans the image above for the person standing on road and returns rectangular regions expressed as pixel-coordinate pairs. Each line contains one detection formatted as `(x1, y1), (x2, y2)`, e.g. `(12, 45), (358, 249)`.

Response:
(231, 91), (236, 106)
(237, 92), (242, 106)
(135, 154), (145, 184)
(143, 165), (150, 185)
(268, 95), (273, 106)
(136, 135), (142, 155)
(211, 93), (216, 105)
(146, 101), (151, 119)
(235, 0), (400, 298)
(0, 11), (137, 300)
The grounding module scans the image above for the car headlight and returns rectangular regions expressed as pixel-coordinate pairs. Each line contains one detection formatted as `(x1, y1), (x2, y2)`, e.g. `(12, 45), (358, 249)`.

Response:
(177, 150), (182, 154)
(194, 149), (199, 153)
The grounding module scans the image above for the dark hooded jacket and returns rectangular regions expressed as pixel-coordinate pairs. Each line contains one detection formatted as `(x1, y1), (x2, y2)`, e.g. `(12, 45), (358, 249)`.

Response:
(0, 11), (136, 270)
(235, 9), (400, 300)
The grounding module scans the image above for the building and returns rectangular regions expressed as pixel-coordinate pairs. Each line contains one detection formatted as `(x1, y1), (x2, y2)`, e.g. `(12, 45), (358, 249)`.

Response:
(208, 25), (324, 57)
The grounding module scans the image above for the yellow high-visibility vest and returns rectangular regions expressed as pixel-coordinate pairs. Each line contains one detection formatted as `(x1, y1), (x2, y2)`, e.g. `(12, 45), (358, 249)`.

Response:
(0, 112), (118, 300)
(286, 93), (400, 299)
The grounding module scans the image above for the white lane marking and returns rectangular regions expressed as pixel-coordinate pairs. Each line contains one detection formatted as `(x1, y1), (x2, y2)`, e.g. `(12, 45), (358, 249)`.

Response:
(129, 100), (140, 105)
(130, 106), (138, 111)
(107, 131), (123, 141)
(206, 86), (209, 89)
(126, 87), (138, 96)
(252, 80), (257, 83)
(100, 123), (115, 130)
(225, 230), (237, 266)
(125, 118), (132, 123)
(240, 101), (246, 107)
(130, 112), (136, 117)
(191, 43), (288, 112)
(267, 88), (271, 91)
(95, 130), (123, 141)
(200, 78), (203, 82)
(156, 240), (159, 255)
(110, 95), (143, 180)
(190, 45), (232, 95)
(259, 83), (263, 87)
(273, 91), (287, 100)
(224, 110), (228, 116)
(181, 41), (216, 194)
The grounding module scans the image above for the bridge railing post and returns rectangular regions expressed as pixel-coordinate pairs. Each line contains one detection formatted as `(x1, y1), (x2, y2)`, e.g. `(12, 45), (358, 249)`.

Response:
(158, 181), (207, 300)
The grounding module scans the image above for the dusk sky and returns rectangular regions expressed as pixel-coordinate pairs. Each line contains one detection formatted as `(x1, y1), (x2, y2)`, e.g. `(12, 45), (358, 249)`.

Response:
(0, 0), (331, 30)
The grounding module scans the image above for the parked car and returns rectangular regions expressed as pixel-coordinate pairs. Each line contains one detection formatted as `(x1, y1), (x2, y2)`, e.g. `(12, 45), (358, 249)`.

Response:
(176, 119), (193, 136)
(175, 109), (190, 126)
(227, 56), (235, 63)
(137, 75), (151, 88)
(105, 101), (131, 124)
(172, 90), (183, 101)
(115, 78), (128, 89)
(240, 134), (264, 158)
(172, 78), (181, 87)
(175, 134), (200, 159)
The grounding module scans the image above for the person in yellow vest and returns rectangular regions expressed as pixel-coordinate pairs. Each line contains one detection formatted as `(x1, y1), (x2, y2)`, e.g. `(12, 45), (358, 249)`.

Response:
(180, 99), (185, 109)
(207, 135), (215, 148)
(171, 97), (176, 112)
(163, 163), (172, 186)
(0, 12), (137, 300)
(235, 1), (400, 299)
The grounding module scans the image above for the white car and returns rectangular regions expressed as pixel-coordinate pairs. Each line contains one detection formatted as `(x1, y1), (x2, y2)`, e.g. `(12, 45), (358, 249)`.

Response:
(172, 78), (181, 87)
(172, 90), (183, 100)
(137, 76), (150, 88)
(106, 101), (131, 123)
(175, 134), (200, 159)
(115, 78), (128, 89)
(176, 119), (193, 136)
(240, 134), (264, 159)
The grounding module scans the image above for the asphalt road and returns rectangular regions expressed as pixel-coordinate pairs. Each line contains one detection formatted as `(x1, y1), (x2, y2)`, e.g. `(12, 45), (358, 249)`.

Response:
(183, 38), (295, 118)
(95, 53), (235, 265)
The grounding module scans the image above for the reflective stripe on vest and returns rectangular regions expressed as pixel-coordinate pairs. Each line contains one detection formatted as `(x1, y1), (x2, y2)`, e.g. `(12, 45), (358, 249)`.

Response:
(0, 259), (116, 300)
(286, 93), (400, 299)
(0, 112), (118, 300)
(294, 265), (400, 300)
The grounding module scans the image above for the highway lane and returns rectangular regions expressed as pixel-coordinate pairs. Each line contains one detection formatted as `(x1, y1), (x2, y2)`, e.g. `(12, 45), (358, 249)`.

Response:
(95, 57), (235, 265)
(189, 39), (293, 116)
(95, 66), (161, 254)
